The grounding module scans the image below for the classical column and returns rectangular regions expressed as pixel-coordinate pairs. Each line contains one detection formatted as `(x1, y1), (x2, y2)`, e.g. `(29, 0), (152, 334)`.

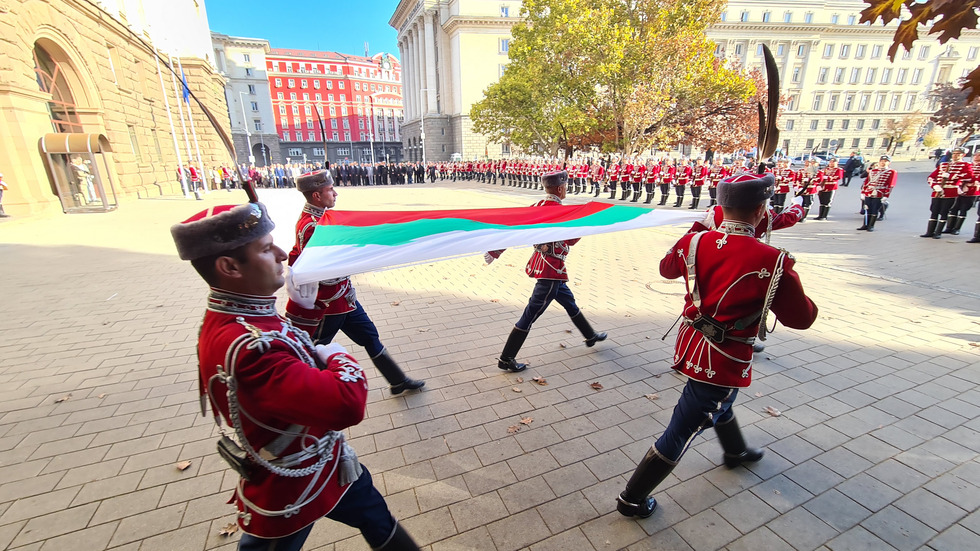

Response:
(423, 11), (438, 113)
(406, 30), (416, 121)
(413, 21), (424, 117)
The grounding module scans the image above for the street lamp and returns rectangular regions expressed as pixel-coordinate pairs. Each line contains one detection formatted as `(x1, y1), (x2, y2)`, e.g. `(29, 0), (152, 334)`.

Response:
(238, 91), (253, 165)
(419, 88), (432, 166)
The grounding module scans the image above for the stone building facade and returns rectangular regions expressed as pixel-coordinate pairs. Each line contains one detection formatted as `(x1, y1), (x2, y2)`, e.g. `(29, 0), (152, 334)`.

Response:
(211, 33), (282, 167)
(390, 0), (522, 162)
(0, 0), (233, 216)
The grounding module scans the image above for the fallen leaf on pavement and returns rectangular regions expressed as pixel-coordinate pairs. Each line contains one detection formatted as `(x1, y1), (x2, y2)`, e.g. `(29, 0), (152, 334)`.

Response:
(565, 329), (572, 333)
(512, 387), (523, 393)
(590, 382), (604, 391)
(218, 523), (239, 537)
(764, 406), (782, 417)
(645, 393), (660, 400)
(970, 342), (979, 347)
(176, 460), (192, 471)
(507, 425), (521, 434)
(559, 343), (567, 348)
(532, 377), (548, 386)
(520, 417), (533, 425)
(98, 393), (107, 399)
(754, 392), (763, 398)
(774, 490), (781, 495)
(54, 393), (72, 403)
(490, 299), (500, 303)
(515, 377), (524, 384)
(390, 301), (401, 306)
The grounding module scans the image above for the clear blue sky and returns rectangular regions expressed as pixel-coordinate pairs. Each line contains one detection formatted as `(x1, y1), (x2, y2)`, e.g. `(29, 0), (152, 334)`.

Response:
(207, 0), (400, 56)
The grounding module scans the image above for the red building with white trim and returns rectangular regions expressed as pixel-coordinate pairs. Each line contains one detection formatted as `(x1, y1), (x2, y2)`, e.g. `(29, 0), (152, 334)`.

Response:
(266, 49), (404, 165)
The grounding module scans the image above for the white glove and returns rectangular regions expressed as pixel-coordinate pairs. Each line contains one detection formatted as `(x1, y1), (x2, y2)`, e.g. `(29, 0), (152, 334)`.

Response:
(315, 343), (348, 364)
(285, 268), (318, 310)
(700, 207), (716, 229)
(792, 195), (805, 207)
(932, 185), (943, 193)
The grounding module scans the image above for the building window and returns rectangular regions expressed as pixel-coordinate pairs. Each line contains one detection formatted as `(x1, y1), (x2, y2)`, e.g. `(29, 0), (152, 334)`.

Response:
(275, 78), (282, 87)
(920, 47), (931, 60)
(911, 68), (922, 84)
(720, 12), (727, 22)
(871, 119), (881, 130)
(254, 119), (262, 131)
(896, 68), (908, 84)
(279, 105), (286, 115)
(308, 132), (315, 141)
(866, 138), (875, 148)
(826, 120), (834, 130)
(823, 44), (833, 57)
(784, 12), (792, 23)
(243, 53), (251, 63)
(301, 79), (308, 89)
(857, 119), (865, 130)
(969, 47), (979, 60)
(329, 106), (336, 116)
(248, 84), (257, 95)
(290, 92), (297, 100)
(786, 119), (795, 130)
(344, 131), (351, 141)
(844, 93), (854, 110)
(500, 6), (509, 17)
(500, 39), (510, 53)
(127, 125), (142, 162)
(339, 82), (345, 89)
(337, 147), (349, 155)
(314, 80), (320, 89)
(804, 12), (813, 23)
(315, 93), (322, 101)
(792, 67), (802, 83)
(326, 80), (333, 89)
(871, 44), (882, 59)
(787, 96), (797, 110)
(740, 11), (749, 22)
(842, 119), (850, 130)
(762, 11), (771, 22)
(902, 48), (912, 60)
(850, 138), (859, 148)
(331, 119), (337, 129)
(285, 63), (292, 72)
(291, 105), (299, 115)
(847, 15), (857, 25)
(277, 92), (284, 100)
(303, 93), (309, 101)
(875, 93), (886, 110)
(776, 44), (785, 56)
(831, 14), (839, 24)
(865, 68), (876, 84)
(856, 45), (866, 59)
(245, 68), (253, 77)
(734, 43), (744, 55)
(829, 93), (839, 110)
(313, 147), (325, 157)
(812, 94), (823, 110)
(905, 93), (917, 110)
(805, 138), (815, 149)
(890, 94), (901, 110)
(280, 117), (288, 128)
(810, 119), (819, 130)
(821, 138), (831, 148)
(859, 93), (870, 110)
(306, 118), (313, 129)
(250, 101), (258, 111)
(288, 148), (302, 156)
(881, 68), (892, 84)
(714, 43), (723, 57)
(354, 82), (360, 91)
(287, 79), (295, 88)
(834, 68), (844, 83)
(798, 44), (806, 56)
(332, 131), (339, 140)
(757, 44), (764, 56)
(850, 68), (861, 84)
(818, 67), (828, 84)
(840, 45), (850, 58)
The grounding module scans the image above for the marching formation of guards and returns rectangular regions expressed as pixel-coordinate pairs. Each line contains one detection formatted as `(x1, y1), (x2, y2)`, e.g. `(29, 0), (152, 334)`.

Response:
(925, 146), (980, 241)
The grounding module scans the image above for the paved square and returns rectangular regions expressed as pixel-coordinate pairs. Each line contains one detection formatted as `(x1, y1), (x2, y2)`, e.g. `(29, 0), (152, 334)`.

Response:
(1, 166), (977, 550)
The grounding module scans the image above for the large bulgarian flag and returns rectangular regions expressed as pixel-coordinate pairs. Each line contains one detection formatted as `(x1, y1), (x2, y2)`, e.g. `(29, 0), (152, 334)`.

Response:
(290, 202), (698, 284)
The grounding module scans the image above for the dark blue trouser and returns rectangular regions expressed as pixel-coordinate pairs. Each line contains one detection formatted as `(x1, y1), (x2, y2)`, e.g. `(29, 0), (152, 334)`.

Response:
(516, 279), (580, 331)
(313, 301), (384, 357)
(237, 466), (395, 551)
(654, 379), (738, 463)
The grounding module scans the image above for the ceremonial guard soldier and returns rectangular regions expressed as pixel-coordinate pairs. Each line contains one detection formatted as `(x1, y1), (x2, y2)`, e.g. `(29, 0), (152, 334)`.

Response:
(170, 200), (421, 550)
(797, 158), (822, 221)
(688, 159), (708, 209)
(969, 154), (980, 243)
(706, 158), (728, 207)
(859, 155), (897, 232)
(631, 159), (646, 202)
(617, 172), (818, 519)
(943, 147), (978, 235)
(619, 159), (634, 201)
(815, 157), (843, 220)
(924, 148), (972, 238)
(487, 171), (607, 372)
(673, 158), (692, 208)
(284, 171), (425, 395)
(592, 161), (605, 197)
(644, 159), (660, 204)
(608, 159), (621, 200)
(659, 158), (676, 206)
(771, 158), (795, 213)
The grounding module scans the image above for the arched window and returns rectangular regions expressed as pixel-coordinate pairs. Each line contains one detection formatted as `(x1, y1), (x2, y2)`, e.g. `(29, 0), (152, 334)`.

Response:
(33, 42), (83, 133)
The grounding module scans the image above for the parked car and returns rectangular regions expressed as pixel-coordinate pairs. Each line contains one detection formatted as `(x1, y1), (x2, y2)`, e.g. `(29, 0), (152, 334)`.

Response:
(789, 154), (830, 168)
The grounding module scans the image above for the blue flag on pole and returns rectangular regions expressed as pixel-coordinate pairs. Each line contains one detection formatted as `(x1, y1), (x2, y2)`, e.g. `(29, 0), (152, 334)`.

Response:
(181, 69), (190, 103)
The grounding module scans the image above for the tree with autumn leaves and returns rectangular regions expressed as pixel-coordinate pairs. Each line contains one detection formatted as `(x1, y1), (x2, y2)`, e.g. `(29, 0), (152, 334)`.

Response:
(470, 0), (760, 158)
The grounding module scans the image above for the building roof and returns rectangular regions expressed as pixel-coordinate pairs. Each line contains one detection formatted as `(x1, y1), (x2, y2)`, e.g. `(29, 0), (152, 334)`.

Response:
(268, 49), (400, 66)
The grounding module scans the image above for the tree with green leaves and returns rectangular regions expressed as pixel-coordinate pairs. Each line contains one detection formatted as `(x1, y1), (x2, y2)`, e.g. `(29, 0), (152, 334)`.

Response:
(470, 0), (757, 158)
(880, 112), (926, 154)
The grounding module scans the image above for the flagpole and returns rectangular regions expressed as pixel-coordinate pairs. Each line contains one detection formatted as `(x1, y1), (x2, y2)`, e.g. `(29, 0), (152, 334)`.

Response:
(168, 54), (194, 178)
(151, 39), (188, 197)
(177, 57), (207, 194)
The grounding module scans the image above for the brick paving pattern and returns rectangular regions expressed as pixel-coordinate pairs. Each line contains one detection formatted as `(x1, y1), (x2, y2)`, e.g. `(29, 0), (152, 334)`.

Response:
(1, 163), (978, 550)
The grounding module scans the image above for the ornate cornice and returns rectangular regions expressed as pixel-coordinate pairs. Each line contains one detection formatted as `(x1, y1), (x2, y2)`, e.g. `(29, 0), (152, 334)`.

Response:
(444, 16), (521, 35)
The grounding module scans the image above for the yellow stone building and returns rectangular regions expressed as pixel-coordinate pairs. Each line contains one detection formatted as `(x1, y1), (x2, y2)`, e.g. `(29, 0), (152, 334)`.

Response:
(0, 0), (233, 216)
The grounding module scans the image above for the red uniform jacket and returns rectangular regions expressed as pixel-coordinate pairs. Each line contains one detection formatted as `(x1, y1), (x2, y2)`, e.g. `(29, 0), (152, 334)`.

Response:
(662, 165), (676, 185)
(927, 161), (974, 198)
(609, 164), (620, 182)
(198, 290), (368, 538)
(676, 165), (693, 186)
(862, 168), (897, 199)
(706, 165), (728, 188)
(661, 229), (817, 387)
(692, 165), (708, 187)
(646, 164), (660, 183)
(819, 166), (843, 191)
(285, 204), (357, 334)
(798, 168), (822, 195)
(773, 168), (795, 194)
(691, 204), (803, 238)
(526, 197), (580, 280)
(633, 164), (646, 183)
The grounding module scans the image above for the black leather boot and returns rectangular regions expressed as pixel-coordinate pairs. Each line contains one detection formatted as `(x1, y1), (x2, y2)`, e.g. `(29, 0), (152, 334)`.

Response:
(658, 194), (668, 206)
(631, 191), (641, 202)
(933, 220), (946, 239)
(620, 188), (630, 201)
(943, 215), (958, 234)
(609, 186), (616, 199)
(372, 349), (425, 395)
(373, 522), (421, 551)
(673, 196), (683, 208)
(968, 222), (980, 243)
(689, 197), (700, 210)
(644, 192), (654, 204)
(617, 447), (675, 518)
(921, 220), (937, 238)
(857, 212), (869, 231)
(714, 416), (764, 468)
(570, 311), (606, 347)
(951, 215), (964, 235)
(866, 214), (877, 232)
(593, 185), (600, 197)
(498, 327), (529, 372)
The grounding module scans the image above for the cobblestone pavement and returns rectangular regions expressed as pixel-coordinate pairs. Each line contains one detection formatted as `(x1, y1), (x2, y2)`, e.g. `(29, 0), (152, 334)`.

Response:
(1, 164), (978, 551)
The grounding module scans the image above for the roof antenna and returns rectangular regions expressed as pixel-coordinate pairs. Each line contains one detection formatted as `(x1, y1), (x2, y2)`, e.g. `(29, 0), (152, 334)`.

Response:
(364, 41), (369, 57)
